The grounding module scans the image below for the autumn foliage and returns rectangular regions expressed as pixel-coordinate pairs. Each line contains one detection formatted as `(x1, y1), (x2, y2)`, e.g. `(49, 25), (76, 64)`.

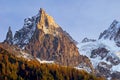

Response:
(0, 47), (105, 80)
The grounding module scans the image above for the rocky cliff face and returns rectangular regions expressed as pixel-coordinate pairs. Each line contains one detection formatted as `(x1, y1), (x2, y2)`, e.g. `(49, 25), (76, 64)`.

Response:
(3, 8), (93, 71)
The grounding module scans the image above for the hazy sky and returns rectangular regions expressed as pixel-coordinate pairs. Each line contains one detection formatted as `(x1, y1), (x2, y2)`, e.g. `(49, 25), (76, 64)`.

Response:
(1, 0), (120, 43)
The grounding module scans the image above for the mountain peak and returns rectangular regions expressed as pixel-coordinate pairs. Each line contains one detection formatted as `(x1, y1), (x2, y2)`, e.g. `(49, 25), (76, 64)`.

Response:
(4, 26), (13, 44)
(39, 8), (46, 14)
(11, 8), (60, 48)
(37, 8), (59, 34)
(3, 9), (87, 67)
(8, 26), (11, 31)
(109, 20), (119, 29)
(99, 20), (120, 46)
(111, 20), (118, 25)
(81, 37), (96, 43)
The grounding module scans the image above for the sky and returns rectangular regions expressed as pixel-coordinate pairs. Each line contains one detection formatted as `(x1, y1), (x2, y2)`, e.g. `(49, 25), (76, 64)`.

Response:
(1, 0), (120, 43)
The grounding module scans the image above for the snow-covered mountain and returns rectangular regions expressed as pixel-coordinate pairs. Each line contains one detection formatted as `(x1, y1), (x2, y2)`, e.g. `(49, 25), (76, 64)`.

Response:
(99, 20), (120, 46)
(78, 20), (120, 80)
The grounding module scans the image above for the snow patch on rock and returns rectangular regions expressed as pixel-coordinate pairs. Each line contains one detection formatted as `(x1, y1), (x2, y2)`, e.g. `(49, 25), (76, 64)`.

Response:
(36, 58), (54, 64)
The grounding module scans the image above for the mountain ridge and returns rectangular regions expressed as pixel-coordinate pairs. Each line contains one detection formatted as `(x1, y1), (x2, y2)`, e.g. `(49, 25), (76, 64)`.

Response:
(79, 19), (120, 80)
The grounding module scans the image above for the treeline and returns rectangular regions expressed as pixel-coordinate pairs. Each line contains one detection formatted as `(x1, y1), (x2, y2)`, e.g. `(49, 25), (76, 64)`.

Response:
(0, 47), (105, 80)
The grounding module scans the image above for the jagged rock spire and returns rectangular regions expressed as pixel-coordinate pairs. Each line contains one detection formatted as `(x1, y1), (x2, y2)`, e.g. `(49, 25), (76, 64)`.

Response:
(37, 8), (59, 34)
(4, 26), (13, 44)
(99, 20), (120, 40)
(98, 20), (120, 46)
